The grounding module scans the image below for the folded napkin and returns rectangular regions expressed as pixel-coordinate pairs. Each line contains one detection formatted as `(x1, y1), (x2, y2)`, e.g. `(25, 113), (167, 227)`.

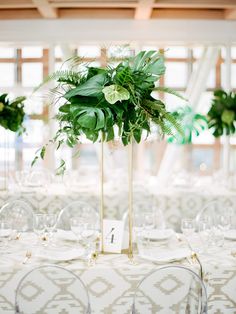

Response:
(139, 248), (190, 263)
(143, 229), (174, 241)
(35, 247), (85, 261)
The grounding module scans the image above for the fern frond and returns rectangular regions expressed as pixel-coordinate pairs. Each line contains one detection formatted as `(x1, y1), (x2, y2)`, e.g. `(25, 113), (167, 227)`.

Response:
(154, 86), (187, 101)
(34, 70), (82, 93)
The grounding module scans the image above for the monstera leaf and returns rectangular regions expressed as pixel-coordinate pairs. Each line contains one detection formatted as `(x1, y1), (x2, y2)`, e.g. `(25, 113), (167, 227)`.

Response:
(65, 73), (107, 99)
(168, 106), (207, 144)
(102, 84), (130, 104)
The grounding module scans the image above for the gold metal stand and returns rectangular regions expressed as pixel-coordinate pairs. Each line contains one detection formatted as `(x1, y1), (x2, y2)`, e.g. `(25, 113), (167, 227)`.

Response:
(128, 139), (134, 259)
(99, 136), (134, 259)
(100, 136), (104, 253)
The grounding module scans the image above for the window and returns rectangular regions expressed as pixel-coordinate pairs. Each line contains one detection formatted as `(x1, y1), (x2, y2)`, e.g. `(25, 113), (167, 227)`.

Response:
(0, 44), (235, 176)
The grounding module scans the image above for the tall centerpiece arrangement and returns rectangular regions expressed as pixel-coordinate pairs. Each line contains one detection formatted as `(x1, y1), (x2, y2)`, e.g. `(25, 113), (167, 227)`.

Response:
(0, 93), (26, 189)
(35, 50), (184, 257)
(207, 89), (236, 176)
(168, 106), (207, 171)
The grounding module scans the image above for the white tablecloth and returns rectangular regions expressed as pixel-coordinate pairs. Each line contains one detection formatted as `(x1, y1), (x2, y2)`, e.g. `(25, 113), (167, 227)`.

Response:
(0, 233), (235, 313)
(1, 182), (236, 231)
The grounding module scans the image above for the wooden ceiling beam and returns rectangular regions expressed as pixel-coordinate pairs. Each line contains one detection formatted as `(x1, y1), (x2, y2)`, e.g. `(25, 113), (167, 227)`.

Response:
(135, 0), (154, 19)
(152, 8), (225, 19)
(50, 2), (137, 9)
(153, 0), (236, 9)
(225, 9), (236, 19)
(32, 0), (58, 18)
(0, 8), (41, 19)
(59, 8), (134, 19)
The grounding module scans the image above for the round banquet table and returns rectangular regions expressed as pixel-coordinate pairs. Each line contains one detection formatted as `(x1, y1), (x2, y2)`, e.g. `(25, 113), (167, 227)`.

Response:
(0, 232), (235, 313)
(0, 181), (236, 231)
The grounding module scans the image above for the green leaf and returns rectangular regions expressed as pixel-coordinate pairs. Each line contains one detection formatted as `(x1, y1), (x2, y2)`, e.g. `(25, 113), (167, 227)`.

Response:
(222, 109), (235, 125)
(10, 96), (26, 107)
(76, 107), (105, 130)
(40, 146), (46, 159)
(154, 87), (187, 101)
(56, 159), (66, 176)
(133, 128), (142, 143)
(31, 156), (38, 167)
(64, 73), (107, 99)
(102, 84), (130, 104)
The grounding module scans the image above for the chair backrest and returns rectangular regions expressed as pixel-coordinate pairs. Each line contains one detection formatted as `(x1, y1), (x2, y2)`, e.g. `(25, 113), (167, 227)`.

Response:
(195, 200), (234, 229)
(132, 265), (208, 314)
(0, 200), (34, 232)
(57, 201), (99, 230)
(122, 204), (166, 231)
(15, 265), (91, 314)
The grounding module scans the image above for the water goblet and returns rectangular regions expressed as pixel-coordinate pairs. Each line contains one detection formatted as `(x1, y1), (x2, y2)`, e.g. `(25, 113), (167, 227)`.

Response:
(33, 214), (46, 246)
(181, 219), (195, 237)
(143, 212), (155, 247)
(44, 214), (57, 245)
(70, 217), (85, 245)
(81, 221), (97, 261)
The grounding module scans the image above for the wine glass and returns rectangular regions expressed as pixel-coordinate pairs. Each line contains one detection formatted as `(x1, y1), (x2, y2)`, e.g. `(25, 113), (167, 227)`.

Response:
(33, 214), (45, 246)
(70, 217), (85, 244)
(44, 214), (57, 245)
(81, 221), (97, 260)
(143, 212), (155, 246)
(181, 219), (195, 236)
(217, 213), (231, 232)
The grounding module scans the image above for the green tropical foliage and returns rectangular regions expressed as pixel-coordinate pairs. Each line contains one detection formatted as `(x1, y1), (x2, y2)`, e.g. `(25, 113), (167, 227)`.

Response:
(33, 50), (186, 171)
(168, 106), (207, 144)
(0, 93), (26, 134)
(207, 89), (236, 137)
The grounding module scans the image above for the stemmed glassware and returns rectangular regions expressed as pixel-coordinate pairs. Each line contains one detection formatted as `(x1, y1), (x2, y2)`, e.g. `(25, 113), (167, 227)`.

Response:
(33, 214), (46, 246)
(44, 214), (57, 245)
(181, 219), (195, 237)
(81, 220), (97, 260)
(33, 214), (57, 246)
(70, 216), (97, 261)
(70, 217), (86, 243)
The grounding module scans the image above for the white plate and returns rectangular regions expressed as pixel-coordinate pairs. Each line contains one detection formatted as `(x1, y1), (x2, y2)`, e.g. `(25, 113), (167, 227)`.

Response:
(36, 247), (85, 261)
(139, 248), (190, 263)
(224, 230), (236, 240)
(143, 229), (174, 241)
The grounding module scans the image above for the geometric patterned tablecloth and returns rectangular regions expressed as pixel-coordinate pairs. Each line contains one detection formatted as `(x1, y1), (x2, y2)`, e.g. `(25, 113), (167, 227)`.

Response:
(1, 183), (236, 231)
(0, 233), (235, 313)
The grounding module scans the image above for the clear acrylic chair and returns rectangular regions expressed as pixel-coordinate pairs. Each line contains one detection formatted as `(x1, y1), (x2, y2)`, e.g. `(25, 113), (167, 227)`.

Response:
(132, 265), (208, 314)
(195, 200), (235, 229)
(15, 265), (91, 314)
(57, 201), (99, 230)
(0, 200), (34, 232)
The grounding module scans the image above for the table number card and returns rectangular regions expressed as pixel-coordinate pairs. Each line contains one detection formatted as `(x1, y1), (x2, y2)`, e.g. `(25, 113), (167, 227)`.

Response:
(103, 219), (124, 253)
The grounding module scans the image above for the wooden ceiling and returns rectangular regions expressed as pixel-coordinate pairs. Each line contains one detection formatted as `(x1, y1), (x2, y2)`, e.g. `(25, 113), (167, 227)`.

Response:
(0, 0), (236, 20)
